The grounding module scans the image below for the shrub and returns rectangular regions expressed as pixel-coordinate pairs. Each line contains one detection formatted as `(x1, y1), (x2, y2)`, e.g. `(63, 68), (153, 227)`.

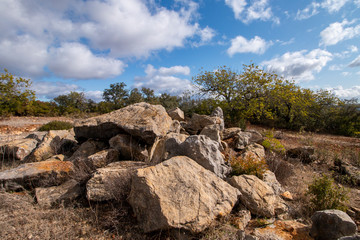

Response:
(306, 174), (348, 212)
(38, 121), (73, 131)
(228, 152), (268, 179)
(261, 137), (285, 155)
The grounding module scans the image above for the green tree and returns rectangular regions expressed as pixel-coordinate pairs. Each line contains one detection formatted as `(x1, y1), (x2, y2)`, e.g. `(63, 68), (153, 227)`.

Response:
(0, 68), (35, 116)
(158, 93), (179, 110)
(103, 82), (129, 109)
(53, 91), (89, 114)
(141, 87), (158, 104)
(126, 88), (144, 105)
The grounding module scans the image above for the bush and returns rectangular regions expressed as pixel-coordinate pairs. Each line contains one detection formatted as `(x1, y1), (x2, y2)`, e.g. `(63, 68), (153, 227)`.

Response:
(261, 137), (285, 155)
(228, 152), (268, 179)
(306, 174), (348, 212)
(38, 121), (73, 131)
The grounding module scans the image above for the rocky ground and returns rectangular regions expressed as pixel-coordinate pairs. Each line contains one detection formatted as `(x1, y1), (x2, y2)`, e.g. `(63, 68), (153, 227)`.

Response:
(0, 105), (359, 240)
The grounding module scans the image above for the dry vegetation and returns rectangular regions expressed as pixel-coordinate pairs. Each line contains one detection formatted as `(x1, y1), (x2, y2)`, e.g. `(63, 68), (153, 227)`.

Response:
(0, 118), (359, 239)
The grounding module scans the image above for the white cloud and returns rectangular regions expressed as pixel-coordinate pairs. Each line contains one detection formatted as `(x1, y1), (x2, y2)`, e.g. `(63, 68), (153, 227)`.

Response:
(327, 86), (360, 99)
(48, 43), (126, 79)
(349, 55), (360, 67)
(133, 64), (193, 95)
(225, 0), (278, 24)
(320, 19), (360, 46)
(84, 90), (104, 102)
(262, 49), (333, 82)
(296, 0), (352, 20)
(0, 0), (205, 79)
(350, 45), (359, 53)
(296, 2), (320, 20)
(193, 26), (216, 47)
(227, 36), (272, 56)
(31, 81), (81, 100)
(321, 0), (349, 13)
(0, 35), (48, 77)
(329, 64), (344, 71)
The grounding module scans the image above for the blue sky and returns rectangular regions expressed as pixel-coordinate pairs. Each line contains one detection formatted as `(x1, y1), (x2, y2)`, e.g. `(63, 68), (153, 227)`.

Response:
(1, 0), (360, 102)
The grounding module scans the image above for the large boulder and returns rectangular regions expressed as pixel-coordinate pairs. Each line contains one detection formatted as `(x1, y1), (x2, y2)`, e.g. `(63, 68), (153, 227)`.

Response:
(128, 156), (240, 233)
(27, 130), (76, 162)
(109, 134), (148, 161)
(200, 124), (221, 143)
(262, 170), (284, 195)
(35, 179), (82, 208)
(74, 102), (173, 144)
(0, 138), (38, 161)
(184, 113), (222, 135)
(147, 133), (188, 165)
(222, 127), (242, 140)
(310, 209), (357, 240)
(228, 175), (288, 218)
(179, 135), (230, 178)
(0, 160), (75, 191)
(210, 107), (225, 130)
(168, 107), (185, 121)
(241, 143), (266, 161)
(68, 139), (107, 161)
(86, 161), (147, 202)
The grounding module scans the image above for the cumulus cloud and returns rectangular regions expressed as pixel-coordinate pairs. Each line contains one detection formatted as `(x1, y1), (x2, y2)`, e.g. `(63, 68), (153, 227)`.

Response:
(349, 55), (360, 67)
(0, 0), (206, 79)
(296, 0), (351, 20)
(193, 26), (216, 47)
(31, 81), (81, 100)
(133, 64), (193, 95)
(225, 0), (279, 24)
(84, 90), (104, 102)
(320, 19), (360, 46)
(48, 43), (126, 79)
(227, 35), (272, 56)
(327, 85), (360, 99)
(262, 49), (333, 82)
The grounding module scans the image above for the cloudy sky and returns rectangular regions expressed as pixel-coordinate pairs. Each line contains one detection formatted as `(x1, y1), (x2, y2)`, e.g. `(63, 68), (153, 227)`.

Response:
(1, 0), (360, 101)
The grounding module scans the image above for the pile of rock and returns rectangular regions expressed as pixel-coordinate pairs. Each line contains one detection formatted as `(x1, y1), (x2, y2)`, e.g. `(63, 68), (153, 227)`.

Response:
(0, 102), (358, 239)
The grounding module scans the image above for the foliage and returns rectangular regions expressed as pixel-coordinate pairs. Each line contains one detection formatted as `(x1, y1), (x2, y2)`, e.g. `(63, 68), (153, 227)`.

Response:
(53, 92), (91, 115)
(38, 121), (74, 131)
(227, 152), (268, 179)
(261, 136), (285, 155)
(103, 82), (129, 109)
(0, 68), (36, 116)
(306, 174), (348, 212)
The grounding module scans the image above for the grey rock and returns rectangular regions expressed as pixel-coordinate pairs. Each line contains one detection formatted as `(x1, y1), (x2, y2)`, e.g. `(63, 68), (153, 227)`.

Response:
(210, 107), (225, 130)
(200, 124), (221, 143)
(35, 179), (82, 207)
(222, 127), (242, 140)
(69, 139), (107, 161)
(74, 102), (173, 144)
(235, 132), (251, 150)
(179, 135), (230, 178)
(128, 156), (240, 233)
(310, 209), (357, 240)
(263, 170), (284, 195)
(184, 113), (222, 135)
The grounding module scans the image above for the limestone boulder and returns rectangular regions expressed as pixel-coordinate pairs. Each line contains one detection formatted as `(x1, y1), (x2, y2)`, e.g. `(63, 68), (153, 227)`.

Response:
(179, 135), (230, 178)
(74, 102), (173, 144)
(228, 175), (288, 218)
(1, 138), (38, 161)
(222, 127), (242, 140)
(241, 143), (266, 161)
(210, 107), (225, 130)
(235, 132), (251, 150)
(128, 156), (240, 233)
(0, 160), (75, 191)
(184, 113), (222, 135)
(27, 130), (76, 162)
(200, 124), (221, 143)
(109, 134), (148, 161)
(86, 161), (147, 202)
(245, 130), (264, 143)
(310, 209), (357, 240)
(147, 133), (188, 165)
(69, 139), (107, 161)
(35, 179), (82, 207)
(263, 170), (284, 195)
(72, 149), (120, 180)
(168, 107), (185, 121)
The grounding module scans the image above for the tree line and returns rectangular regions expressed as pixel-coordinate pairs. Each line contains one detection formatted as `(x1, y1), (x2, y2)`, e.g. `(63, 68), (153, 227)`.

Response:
(1, 65), (359, 136)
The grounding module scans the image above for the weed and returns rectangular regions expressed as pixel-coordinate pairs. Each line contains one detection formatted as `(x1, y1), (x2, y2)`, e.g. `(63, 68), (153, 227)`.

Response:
(261, 137), (285, 155)
(228, 152), (268, 179)
(306, 174), (348, 212)
(38, 121), (73, 131)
